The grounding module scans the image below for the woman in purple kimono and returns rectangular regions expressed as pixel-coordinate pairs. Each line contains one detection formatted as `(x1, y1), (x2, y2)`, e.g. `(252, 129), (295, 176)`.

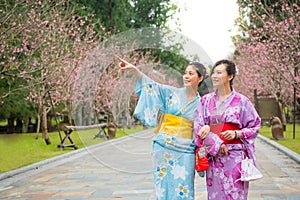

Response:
(194, 59), (261, 200)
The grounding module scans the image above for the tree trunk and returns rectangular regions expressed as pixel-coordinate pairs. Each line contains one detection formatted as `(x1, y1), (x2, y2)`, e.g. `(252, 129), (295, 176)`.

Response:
(42, 106), (51, 145)
(47, 114), (53, 132)
(7, 118), (14, 133)
(22, 116), (29, 133)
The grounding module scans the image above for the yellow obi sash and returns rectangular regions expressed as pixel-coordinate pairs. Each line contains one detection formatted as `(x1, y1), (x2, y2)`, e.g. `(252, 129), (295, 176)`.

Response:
(154, 113), (193, 139)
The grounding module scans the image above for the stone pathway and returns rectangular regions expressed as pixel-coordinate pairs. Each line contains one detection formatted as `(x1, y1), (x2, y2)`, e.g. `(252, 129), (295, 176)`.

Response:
(0, 129), (299, 199)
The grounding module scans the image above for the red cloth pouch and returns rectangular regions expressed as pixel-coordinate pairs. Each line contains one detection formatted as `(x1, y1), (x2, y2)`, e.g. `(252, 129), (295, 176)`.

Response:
(195, 144), (209, 172)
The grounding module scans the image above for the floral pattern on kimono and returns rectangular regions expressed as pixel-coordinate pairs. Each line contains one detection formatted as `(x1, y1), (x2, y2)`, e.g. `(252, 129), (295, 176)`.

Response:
(134, 74), (200, 200)
(193, 89), (261, 200)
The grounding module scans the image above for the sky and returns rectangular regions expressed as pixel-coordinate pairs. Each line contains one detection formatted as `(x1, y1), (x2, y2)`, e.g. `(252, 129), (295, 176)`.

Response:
(168, 0), (240, 63)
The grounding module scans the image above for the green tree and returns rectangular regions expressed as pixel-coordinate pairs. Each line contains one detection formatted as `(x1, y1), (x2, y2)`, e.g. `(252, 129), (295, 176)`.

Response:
(74, 0), (189, 72)
(75, 0), (178, 32)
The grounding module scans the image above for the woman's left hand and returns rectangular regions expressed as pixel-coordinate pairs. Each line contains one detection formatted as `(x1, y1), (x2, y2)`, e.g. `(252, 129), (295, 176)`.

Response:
(197, 125), (210, 139)
(219, 144), (229, 155)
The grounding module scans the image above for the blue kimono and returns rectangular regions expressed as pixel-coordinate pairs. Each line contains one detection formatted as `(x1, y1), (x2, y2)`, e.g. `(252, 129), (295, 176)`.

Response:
(134, 74), (200, 200)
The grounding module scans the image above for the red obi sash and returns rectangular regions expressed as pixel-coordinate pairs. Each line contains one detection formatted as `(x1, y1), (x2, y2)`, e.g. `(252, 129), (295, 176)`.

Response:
(210, 123), (242, 144)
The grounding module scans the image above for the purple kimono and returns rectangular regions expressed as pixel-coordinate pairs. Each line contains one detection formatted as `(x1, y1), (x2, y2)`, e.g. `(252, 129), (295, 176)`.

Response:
(193, 89), (261, 200)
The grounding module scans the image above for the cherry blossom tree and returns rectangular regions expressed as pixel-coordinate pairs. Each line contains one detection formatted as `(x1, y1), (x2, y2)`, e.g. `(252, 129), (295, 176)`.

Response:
(0, 0), (103, 144)
(233, 1), (299, 106)
(72, 49), (184, 129)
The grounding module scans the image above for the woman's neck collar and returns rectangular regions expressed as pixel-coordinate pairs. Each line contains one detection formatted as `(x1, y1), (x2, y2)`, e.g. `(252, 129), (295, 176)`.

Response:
(216, 86), (232, 100)
(186, 86), (198, 101)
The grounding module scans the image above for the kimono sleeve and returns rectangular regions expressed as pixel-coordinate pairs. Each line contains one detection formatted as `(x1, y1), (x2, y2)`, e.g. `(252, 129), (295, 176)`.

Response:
(193, 97), (206, 147)
(240, 97), (261, 145)
(239, 97), (261, 164)
(133, 74), (164, 127)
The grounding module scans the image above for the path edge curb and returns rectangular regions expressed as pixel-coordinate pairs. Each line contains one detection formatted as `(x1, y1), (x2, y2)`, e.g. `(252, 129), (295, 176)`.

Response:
(0, 129), (151, 181)
(258, 134), (300, 164)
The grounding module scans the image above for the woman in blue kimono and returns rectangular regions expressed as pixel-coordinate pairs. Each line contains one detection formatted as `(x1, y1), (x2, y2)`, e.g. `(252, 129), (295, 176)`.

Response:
(118, 57), (209, 200)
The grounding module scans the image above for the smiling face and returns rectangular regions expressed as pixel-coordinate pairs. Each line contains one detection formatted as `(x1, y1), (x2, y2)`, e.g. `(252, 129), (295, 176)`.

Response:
(211, 63), (233, 89)
(183, 65), (203, 89)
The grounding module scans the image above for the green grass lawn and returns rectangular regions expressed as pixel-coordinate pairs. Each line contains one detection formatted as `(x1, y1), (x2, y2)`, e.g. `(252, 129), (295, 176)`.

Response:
(0, 126), (144, 174)
(259, 123), (300, 154)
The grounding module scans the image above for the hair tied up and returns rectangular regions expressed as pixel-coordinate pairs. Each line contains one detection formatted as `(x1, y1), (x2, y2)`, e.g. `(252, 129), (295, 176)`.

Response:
(189, 61), (206, 78)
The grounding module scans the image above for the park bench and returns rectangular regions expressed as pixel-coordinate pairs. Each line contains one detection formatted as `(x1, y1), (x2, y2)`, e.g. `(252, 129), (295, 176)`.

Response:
(57, 123), (109, 150)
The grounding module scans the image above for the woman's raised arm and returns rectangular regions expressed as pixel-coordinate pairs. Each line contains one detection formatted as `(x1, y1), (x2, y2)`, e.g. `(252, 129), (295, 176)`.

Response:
(117, 56), (142, 81)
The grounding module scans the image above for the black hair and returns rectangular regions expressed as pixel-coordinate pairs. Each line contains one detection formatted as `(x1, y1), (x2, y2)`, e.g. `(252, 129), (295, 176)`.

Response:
(188, 61), (206, 87)
(188, 61), (206, 78)
(211, 59), (236, 87)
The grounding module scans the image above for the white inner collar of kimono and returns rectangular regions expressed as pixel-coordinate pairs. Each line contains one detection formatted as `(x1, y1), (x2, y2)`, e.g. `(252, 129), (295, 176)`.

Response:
(214, 89), (236, 115)
(175, 87), (199, 114)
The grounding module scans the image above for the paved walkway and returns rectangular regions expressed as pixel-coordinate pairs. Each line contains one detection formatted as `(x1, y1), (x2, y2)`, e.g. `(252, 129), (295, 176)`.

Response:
(0, 129), (300, 200)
